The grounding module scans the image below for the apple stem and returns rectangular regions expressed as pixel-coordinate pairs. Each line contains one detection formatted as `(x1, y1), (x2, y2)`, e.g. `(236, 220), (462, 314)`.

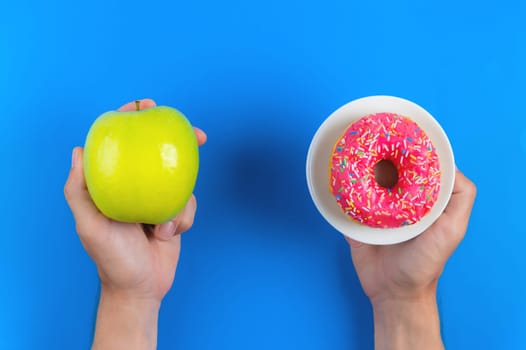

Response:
(135, 100), (140, 111)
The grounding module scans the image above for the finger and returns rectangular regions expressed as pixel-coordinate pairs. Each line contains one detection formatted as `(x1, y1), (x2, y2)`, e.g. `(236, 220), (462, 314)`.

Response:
(443, 170), (477, 225)
(118, 99), (157, 112)
(153, 195), (197, 241)
(431, 170), (476, 252)
(346, 236), (376, 268)
(194, 127), (208, 146)
(174, 195), (197, 235)
(345, 236), (364, 248)
(155, 219), (180, 241)
(64, 147), (104, 230)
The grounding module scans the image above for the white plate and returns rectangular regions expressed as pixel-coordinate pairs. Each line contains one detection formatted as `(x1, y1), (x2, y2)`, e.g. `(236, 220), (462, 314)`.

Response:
(306, 96), (455, 245)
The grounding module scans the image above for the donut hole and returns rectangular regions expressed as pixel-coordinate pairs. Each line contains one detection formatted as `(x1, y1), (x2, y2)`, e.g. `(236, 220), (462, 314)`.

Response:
(374, 159), (399, 188)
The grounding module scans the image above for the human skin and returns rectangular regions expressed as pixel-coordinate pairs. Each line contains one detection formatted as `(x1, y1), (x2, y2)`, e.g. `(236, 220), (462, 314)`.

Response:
(64, 99), (207, 350)
(347, 170), (477, 350)
(65, 101), (476, 349)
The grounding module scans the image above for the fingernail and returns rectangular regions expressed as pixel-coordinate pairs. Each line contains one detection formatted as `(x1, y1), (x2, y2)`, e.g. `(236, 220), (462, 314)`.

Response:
(71, 148), (78, 168)
(158, 221), (175, 240)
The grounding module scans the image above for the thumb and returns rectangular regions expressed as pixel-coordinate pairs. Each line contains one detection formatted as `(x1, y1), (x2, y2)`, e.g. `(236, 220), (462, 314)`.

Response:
(345, 236), (376, 267)
(153, 195), (197, 242)
(64, 147), (103, 229)
(154, 220), (179, 241)
(345, 236), (364, 248)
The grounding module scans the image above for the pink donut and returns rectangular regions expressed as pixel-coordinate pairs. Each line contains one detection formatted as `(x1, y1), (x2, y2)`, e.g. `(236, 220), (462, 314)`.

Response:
(329, 112), (441, 228)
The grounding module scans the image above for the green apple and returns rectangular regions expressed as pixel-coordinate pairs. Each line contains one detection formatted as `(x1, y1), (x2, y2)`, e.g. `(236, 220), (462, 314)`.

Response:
(83, 103), (199, 224)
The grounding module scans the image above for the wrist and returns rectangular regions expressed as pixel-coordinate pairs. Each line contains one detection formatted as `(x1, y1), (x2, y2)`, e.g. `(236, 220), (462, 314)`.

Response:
(92, 287), (161, 350)
(100, 284), (163, 308)
(371, 289), (444, 350)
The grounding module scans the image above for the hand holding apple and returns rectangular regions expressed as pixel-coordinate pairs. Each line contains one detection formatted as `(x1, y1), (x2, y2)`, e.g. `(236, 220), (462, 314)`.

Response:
(84, 99), (199, 224)
(65, 98), (206, 298)
(64, 99), (207, 349)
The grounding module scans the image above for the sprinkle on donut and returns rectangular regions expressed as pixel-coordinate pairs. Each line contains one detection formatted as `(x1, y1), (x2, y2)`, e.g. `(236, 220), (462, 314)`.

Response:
(329, 112), (440, 228)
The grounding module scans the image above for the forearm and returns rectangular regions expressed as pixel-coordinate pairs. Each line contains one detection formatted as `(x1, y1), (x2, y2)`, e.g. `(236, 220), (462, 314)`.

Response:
(92, 288), (160, 350)
(372, 292), (444, 350)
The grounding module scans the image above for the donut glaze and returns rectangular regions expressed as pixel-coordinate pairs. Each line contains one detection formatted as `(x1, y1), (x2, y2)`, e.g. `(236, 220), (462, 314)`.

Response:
(329, 112), (440, 228)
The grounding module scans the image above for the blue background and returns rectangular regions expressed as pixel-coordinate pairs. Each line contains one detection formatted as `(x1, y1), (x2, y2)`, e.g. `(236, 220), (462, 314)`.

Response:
(1, 0), (525, 349)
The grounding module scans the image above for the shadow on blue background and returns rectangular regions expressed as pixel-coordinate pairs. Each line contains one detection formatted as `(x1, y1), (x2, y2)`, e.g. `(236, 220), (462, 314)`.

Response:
(161, 79), (373, 349)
